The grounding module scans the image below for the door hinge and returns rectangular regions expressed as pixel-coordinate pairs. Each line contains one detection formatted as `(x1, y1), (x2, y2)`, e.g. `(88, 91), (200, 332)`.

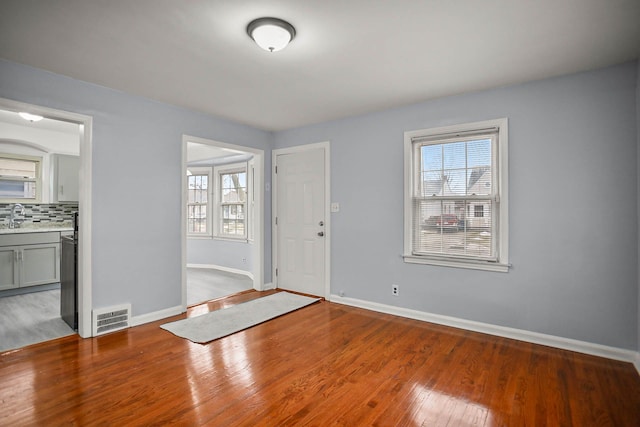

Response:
(275, 217), (278, 225)
(276, 268), (278, 277)
(275, 165), (278, 174)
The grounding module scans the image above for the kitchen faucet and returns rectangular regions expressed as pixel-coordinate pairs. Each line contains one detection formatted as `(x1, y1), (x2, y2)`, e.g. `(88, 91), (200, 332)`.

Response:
(9, 203), (26, 229)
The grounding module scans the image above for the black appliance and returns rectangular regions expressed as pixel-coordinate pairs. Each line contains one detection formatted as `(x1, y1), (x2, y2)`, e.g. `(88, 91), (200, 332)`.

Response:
(60, 212), (78, 330)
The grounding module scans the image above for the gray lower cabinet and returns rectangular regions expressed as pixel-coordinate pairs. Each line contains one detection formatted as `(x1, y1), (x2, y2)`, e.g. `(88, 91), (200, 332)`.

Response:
(0, 232), (60, 290)
(0, 247), (19, 290)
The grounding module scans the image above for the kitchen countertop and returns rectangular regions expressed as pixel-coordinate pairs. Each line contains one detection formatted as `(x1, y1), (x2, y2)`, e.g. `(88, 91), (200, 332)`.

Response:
(0, 223), (74, 235)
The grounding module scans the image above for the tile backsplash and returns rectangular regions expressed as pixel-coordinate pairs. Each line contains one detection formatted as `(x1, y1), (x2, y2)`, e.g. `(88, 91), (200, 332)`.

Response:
(0, 203), (78, 226)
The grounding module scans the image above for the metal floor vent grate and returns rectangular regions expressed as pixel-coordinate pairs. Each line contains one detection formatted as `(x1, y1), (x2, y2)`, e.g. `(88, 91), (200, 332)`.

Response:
(92, 304), (131, 336)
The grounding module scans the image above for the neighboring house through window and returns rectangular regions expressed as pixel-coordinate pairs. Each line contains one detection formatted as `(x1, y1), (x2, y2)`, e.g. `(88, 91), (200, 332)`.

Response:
(403, 118), (509, 272)
(0, 154), (42, 202)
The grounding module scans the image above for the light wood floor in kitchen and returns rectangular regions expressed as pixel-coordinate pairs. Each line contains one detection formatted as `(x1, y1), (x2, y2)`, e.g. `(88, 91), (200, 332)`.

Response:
(1, 290), (639, 426)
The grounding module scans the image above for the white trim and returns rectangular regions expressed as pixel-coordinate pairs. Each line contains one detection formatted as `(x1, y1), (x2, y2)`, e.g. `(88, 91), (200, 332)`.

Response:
(329, 294), (639, 364)
(403, 254), (510, 272)
(403, 118), (509, 272)
(130, 305), (184, 327)
(262, 282), (275, 290)
(272, 141), (331, 299)
(186, 263), (254, 281)
(0, 97), (93, 338)
(634, 352), (640, 376)
(182, 135), (265, 310)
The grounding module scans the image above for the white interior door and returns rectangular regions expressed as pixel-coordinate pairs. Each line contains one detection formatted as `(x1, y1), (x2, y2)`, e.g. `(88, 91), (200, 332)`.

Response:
(275, 147), (326, 297)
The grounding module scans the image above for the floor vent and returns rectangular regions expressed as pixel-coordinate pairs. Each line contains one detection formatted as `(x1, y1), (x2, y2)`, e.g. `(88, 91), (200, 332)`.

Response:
(92, 304), (131, 336)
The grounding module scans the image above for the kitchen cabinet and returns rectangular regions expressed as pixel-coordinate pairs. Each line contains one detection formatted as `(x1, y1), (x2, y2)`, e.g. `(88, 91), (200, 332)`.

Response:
(0, 232), (60, 290)
(50, 154), (80, 203)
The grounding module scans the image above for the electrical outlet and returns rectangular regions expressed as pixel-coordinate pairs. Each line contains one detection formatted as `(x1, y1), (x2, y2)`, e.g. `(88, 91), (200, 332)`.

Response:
(242, 258), (247, 263)
(392, 284), (399, 296)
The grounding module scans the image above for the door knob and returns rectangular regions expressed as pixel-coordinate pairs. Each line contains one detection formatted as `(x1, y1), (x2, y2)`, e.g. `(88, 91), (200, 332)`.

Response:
(317, 231), (324, 237)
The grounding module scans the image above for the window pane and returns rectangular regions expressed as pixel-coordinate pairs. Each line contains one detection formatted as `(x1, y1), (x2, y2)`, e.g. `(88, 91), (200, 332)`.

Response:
(187, 204), (207, 233)
(421, 171), (443, 196)
(443, 170), (466, 196)
(221, 172), (247, 203)
(443, 142), (465, 170)
(467, 167), (491, 196)
(0, 180), (36, 199)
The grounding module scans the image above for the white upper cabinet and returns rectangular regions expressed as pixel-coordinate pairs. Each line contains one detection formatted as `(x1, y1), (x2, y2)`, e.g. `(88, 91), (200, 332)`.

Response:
(50, 153), (79, 203)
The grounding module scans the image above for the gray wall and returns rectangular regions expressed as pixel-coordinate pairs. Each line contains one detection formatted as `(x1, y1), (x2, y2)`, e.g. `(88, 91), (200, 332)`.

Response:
(0, 59), (272, 316)
(187, 238), (252, 271)
(637, 59), (640, 353)
(2, 58), (638, 350)
(275, 62), (639, 350)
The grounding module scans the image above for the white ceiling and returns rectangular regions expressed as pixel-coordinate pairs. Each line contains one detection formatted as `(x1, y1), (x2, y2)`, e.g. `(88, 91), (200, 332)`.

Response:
(1, 0), (638, 131)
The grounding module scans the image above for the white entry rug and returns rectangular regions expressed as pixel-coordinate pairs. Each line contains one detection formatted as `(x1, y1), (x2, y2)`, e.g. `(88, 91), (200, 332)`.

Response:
(160, 292), (320, 344)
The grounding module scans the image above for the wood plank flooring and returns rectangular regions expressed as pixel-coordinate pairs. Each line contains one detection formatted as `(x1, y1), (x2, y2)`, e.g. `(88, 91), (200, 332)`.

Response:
(1, 290), (639, 426)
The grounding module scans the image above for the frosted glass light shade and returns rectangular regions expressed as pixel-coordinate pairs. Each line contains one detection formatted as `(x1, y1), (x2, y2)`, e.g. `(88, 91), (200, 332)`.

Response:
(18, 112), (44, 122)
(247, 18), (296, 52)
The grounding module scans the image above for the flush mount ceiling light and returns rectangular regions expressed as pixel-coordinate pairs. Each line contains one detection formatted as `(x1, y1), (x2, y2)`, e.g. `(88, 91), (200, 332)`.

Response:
(247, 17), (296, 52)
(18, 112), (44, 122)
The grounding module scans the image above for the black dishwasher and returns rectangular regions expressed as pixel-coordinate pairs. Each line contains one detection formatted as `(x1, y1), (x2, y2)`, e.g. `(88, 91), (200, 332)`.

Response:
(60, 213), (78, 330)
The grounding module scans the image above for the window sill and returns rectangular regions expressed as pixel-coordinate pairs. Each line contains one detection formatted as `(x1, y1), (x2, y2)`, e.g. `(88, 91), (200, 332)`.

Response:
(403, 254), (509, 273)
(187, 234), (213, 240)
(213, 235), (249, 243)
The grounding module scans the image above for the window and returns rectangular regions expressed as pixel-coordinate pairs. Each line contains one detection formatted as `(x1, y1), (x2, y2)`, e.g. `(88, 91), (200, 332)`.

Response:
(187, 168), (212, 235)
(215, 164), (247, 239)
(0, 154), (41, 202)
(403, 119), (509, 272)
(186, 162), (251, 240)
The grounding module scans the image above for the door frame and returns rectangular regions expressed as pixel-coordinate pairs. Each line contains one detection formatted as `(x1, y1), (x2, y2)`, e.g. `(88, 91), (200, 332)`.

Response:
(181, 134), (265, 310)
(272, 141), (331, 298)
(0, 97), (93, 338)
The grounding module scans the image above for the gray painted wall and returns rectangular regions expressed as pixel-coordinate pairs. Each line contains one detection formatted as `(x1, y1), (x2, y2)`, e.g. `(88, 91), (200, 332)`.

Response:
(275, 62), (639, 350)
(187, 238), (252, 271)
(0, 59), (272, 316)
(637, 59), (640, 353)
(1, 58), (637, 350)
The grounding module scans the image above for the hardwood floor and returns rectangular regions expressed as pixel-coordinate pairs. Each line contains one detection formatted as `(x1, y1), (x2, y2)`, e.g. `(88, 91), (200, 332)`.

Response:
(1, 290), (639, 426)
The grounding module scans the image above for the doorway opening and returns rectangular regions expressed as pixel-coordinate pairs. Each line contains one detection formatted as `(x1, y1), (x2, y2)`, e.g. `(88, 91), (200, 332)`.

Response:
(0, 97), (92, 351)
(182, 135), (264, 308)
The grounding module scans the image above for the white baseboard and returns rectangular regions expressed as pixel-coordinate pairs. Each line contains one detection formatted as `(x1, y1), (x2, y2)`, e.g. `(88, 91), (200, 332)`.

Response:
(329, 294), (639, 366)
(262, 282), (275, 291)
(187, 263), (254, 280)
(130, 305), (184, 327)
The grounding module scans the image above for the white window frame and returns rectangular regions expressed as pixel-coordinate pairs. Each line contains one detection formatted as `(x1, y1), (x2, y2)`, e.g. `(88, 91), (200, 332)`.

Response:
(213, 162), (248, 241)
(403, 118), (509, 272)
(186, 167), (212, 237)
(0, 153), (42, 203)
